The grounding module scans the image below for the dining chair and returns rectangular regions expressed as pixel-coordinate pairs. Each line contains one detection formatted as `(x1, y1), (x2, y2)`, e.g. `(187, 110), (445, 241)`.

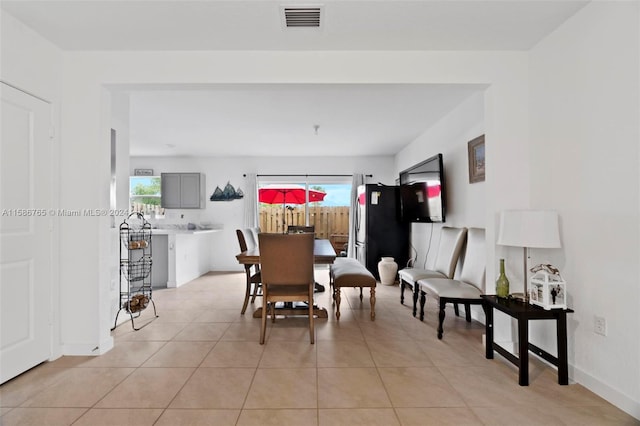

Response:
(236, 229), (262, 314)
(398, 226), (467, 316)
(244, 228), (263, 303)
(257, 232), (315, 344)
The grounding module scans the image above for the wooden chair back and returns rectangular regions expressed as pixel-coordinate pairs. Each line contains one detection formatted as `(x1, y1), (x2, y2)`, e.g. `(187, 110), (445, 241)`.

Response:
(236, 229), (262, 314)
(258, 233), (315, 286)
(257, 232), (315, 344)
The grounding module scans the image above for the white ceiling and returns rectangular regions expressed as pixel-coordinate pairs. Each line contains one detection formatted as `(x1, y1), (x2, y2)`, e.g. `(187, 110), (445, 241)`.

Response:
(128, 84), (485, 157)
(2, 1), (588, 157)
(1, 1), (587, 51)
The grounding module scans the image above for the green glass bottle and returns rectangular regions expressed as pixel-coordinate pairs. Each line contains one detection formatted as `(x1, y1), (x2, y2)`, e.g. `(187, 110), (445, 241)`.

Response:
(496, 259), (510, 298)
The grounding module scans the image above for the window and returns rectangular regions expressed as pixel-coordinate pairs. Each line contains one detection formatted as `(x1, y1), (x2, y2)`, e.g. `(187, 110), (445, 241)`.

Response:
(257, 177), (351, 253)
(129, 176), (163, 216)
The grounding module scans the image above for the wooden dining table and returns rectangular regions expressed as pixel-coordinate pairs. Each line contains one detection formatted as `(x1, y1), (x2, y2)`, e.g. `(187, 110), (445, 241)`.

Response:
(236, 238), (337, 318)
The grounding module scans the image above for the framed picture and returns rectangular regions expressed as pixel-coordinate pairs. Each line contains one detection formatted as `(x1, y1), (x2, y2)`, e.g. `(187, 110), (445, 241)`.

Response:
(467, 135), (485, 183)
(134, 168), (154, 176)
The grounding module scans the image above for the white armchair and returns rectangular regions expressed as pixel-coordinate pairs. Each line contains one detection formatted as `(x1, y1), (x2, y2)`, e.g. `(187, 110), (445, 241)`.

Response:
(398, 226), (467, 317)
(417, 227), (486, 339)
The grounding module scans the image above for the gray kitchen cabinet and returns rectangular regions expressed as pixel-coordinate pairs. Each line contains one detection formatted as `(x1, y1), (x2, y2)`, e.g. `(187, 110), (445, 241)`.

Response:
(161, 173), (205, 209)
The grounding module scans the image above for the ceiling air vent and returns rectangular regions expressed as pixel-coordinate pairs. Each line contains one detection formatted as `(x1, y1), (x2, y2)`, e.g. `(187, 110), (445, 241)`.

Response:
(283, 7), (321, 28)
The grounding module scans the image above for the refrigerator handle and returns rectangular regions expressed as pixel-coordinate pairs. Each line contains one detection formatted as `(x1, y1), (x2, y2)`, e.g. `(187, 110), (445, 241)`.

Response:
(355, 194), (360, 233)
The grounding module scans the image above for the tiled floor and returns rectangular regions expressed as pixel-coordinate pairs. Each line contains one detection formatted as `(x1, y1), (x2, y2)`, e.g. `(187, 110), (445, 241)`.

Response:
(1, 270), (637, 425)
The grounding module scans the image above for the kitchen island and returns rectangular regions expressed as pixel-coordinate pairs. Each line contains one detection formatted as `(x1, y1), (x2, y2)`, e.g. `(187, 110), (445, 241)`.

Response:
(152, 227), (221, 288)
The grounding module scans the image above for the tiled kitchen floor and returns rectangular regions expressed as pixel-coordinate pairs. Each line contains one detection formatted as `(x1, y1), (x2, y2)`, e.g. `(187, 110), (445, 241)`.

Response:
(1, 270), (637, 425)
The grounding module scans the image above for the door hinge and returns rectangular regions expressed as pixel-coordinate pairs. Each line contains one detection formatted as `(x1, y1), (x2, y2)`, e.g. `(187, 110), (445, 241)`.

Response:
(49, 126), (55, 139)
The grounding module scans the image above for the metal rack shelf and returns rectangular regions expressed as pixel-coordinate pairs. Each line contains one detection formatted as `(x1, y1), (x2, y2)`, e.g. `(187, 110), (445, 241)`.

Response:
(112, 212), (158, 331)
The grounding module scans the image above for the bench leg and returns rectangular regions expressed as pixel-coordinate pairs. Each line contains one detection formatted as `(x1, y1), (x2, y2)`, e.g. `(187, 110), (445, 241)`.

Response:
(465, 303), (472, 322)
(419, 290), (426, 321)
(400, 280), (405, 304)
(412, 284), (419, 317)
(454, 303), (460, 317)
(438, 299), (446, 339)
(335, 287), (342, 320)
(370, 287), (376, 320)
(359, 287), (363, 302)
(329, 267), (334, 294)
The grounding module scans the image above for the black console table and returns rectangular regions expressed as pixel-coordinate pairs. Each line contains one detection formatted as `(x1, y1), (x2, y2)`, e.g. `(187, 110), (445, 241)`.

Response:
(481, 295), (574, 386)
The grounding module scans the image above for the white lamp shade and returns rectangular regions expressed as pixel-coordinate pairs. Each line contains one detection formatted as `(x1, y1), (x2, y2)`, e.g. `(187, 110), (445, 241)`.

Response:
(497, 210), (561, 248)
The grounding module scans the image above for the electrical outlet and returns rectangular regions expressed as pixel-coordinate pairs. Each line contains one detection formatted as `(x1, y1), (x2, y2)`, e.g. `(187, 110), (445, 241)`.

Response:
(594, 316), (607, 336)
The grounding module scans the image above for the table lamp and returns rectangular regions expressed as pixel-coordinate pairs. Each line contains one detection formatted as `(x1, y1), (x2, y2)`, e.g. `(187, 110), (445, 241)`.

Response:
(497, 210), (561, 301)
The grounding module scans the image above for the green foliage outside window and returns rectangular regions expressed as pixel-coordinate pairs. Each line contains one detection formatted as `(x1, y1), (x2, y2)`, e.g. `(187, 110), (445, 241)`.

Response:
(131, 177), (161, 206)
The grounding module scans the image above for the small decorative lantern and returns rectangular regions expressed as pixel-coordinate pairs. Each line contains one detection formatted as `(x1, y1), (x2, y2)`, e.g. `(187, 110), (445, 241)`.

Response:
(529, 270), (567, 310)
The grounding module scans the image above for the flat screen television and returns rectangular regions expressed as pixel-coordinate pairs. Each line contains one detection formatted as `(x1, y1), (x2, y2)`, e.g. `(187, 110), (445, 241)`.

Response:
(399, 153), (446, 223)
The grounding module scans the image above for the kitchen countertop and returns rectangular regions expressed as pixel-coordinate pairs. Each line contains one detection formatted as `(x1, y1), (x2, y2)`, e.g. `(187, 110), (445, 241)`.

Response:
(151, 228), (222, 235)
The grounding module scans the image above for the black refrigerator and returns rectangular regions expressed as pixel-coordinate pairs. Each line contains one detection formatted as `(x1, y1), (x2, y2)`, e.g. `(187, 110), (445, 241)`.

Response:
(355, 184), (409, 279)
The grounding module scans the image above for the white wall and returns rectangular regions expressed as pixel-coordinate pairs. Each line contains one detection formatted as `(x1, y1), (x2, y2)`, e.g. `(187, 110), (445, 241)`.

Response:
(109, 93), (132, 327)
(528, 1), (640, 418)
(111, 93), (131, 216)
(0, 12), (61, 101)
(131, 155), (395, 271)
(395, 91), (485, 269)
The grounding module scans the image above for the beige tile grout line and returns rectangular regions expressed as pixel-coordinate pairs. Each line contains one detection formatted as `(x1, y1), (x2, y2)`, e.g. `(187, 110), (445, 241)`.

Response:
(147, 334), (221, 426)
(67, 331), (169, 425)
(360, 317), (404, 426)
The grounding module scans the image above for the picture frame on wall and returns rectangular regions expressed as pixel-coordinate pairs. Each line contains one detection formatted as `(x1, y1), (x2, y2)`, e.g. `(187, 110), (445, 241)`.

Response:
(467, 135), (485, 183)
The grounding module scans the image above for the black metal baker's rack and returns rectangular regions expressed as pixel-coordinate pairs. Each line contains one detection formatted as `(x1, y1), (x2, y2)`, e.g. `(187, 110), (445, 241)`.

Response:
(112, 212), (158, 330)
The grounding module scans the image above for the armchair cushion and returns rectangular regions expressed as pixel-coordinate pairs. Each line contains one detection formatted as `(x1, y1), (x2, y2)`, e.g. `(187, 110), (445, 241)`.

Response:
(398, 268), (445, 284)
(419, 278), (482, 299)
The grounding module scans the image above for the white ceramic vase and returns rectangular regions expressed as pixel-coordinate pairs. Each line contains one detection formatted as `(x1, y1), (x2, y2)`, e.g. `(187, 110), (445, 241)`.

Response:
(378, 257), (398, 285)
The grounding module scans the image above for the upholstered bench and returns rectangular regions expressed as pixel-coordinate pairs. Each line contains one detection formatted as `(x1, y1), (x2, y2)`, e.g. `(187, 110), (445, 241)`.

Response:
(330, 258), (377, 320)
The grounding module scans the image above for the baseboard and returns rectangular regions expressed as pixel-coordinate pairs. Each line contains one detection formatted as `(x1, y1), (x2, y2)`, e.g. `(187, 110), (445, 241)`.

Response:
(49, 341), (63, 361)
(62, 336), (113, 356)
(572, 365), (640, 420)
(469, 305), (485, 325)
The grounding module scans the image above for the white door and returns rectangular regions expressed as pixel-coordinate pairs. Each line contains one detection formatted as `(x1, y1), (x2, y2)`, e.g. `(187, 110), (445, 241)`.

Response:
(0, 83), (53, 384)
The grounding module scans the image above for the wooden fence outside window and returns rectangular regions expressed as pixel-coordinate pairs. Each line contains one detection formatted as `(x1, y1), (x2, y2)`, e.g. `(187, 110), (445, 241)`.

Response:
(259, 205), (350, 254)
